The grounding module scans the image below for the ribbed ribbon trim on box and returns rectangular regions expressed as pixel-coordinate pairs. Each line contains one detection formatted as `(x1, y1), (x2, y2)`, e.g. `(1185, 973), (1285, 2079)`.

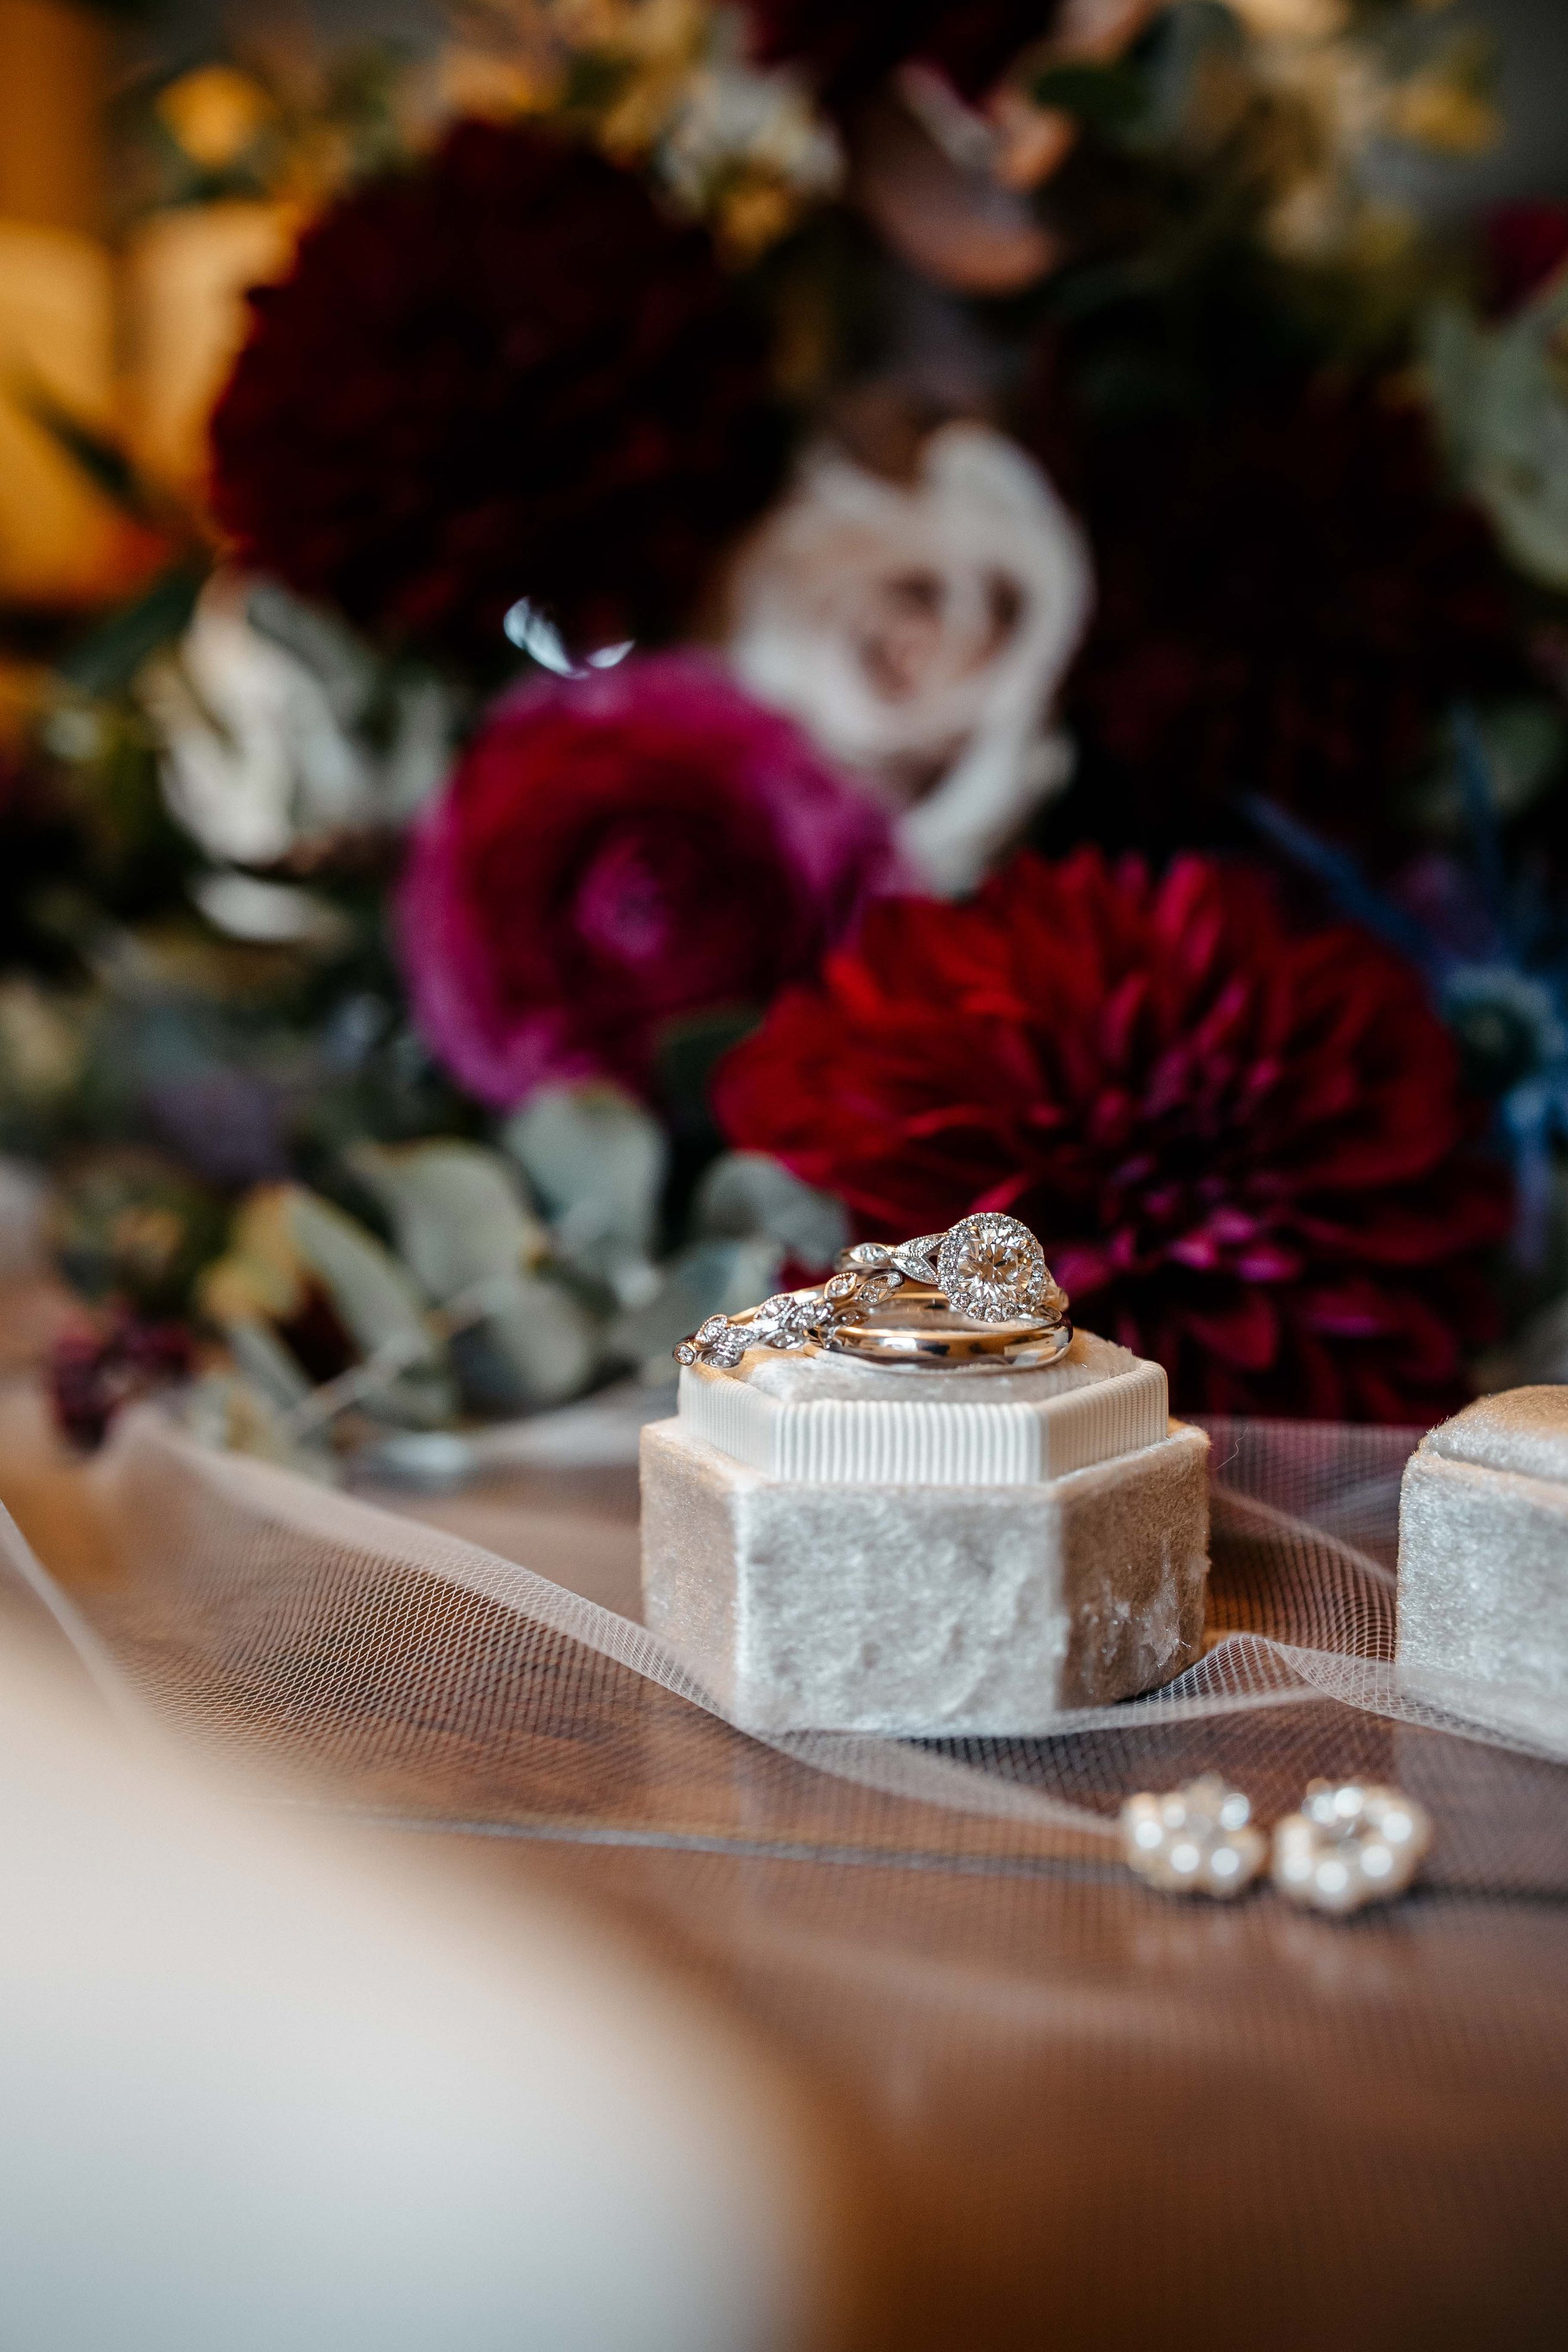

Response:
(677, 1359), (1169, 1485)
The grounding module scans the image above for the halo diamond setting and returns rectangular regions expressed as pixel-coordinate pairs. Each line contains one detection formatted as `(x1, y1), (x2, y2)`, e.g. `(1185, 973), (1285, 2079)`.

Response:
(936, 1214), (1053, 1325)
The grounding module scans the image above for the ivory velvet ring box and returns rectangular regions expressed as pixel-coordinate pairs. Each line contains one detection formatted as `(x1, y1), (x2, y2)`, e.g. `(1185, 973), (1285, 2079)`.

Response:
(1399, 1385), (1568, 1735)
(638, 1330), (1210, 1734)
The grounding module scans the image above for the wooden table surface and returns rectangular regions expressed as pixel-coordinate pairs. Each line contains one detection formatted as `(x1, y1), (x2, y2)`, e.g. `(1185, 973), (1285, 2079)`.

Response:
(3, 1350), (1566, 2352)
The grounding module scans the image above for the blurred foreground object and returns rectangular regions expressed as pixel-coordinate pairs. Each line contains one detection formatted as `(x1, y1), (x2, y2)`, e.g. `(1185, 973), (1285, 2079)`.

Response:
(0, 1601), (831, 2352)
(744, 1), (1076, 116)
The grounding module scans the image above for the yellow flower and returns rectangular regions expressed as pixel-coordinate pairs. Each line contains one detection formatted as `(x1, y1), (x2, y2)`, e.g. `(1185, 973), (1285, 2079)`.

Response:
(1226, 0), (1350, 37)
(199, 1187), (310, 1329)
(156, 66), (276, 172)
(716, 176), (798, 262)
(1386, 73), (1500, 156)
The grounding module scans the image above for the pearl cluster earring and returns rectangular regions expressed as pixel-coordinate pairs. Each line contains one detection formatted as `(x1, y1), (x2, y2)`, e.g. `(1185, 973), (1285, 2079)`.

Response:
(1120, 1776), (1432, 1913)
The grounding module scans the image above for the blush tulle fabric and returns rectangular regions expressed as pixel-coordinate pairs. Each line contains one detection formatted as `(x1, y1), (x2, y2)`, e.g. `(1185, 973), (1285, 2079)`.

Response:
(0, 1407), (1557, 1887)
(6, 1406), (1568, 2340)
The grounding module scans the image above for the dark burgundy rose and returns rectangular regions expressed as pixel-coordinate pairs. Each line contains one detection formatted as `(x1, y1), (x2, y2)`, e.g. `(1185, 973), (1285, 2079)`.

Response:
(1483, 202), (1568, 317)
(50, 1315), (195, 1450)
(211, 119), (785, 669)
(1054, 383), (1522, 857)
(398, 653), (905, 1108)
(745, 2), (1066, 112)
(715, 848), (1509, 1421)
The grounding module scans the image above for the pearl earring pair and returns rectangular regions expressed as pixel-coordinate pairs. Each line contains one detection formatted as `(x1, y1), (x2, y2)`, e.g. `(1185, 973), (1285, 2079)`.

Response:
(1120, 1774), (1432, 1913)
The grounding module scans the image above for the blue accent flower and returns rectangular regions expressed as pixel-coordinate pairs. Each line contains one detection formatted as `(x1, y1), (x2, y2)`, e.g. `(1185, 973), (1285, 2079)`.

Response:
(1248, 709), (1568, 1267)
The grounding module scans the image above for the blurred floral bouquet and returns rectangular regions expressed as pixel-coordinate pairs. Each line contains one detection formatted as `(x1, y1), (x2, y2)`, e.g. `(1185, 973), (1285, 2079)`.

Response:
(3, 0), (1564, 1460)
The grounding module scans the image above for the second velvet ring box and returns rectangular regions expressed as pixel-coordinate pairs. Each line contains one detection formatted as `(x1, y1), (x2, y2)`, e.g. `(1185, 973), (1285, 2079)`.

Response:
(639, 1330), (1210, 1735)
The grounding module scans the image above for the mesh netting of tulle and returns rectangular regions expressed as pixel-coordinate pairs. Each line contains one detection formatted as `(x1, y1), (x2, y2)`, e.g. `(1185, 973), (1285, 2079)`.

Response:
(1, 1406), (1559, 1903)
(10, 1404), (1567, 2349)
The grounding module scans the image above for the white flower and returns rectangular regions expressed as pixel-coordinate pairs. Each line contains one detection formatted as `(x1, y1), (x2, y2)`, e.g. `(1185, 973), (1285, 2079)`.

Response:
(728, 423), (1093, 894)
(1427, 272), (1568, 595)
(657, 46), (842, 218)
(141, 572), (453, 868)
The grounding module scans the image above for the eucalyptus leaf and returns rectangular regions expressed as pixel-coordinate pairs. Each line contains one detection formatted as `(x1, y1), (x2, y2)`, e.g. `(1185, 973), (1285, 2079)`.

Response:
(694, 1151), (848, 1267)
(1414, 699), (1568, 832)
(286, 1188), (435, 1351)
(179, 1367), (339, 1485)
(346, 1140), (546, 1304)
(223, 1316), (315, 1412)
(284, 1187), (455, 1426)
(503, 1083), (667, 1301)
(453, 1273), (601, 1411)
(56, 564), (207, 699)
(607, 1236), (783, 1370)
(348, 1141), (598, 1410)
(244, 578), (381, 731)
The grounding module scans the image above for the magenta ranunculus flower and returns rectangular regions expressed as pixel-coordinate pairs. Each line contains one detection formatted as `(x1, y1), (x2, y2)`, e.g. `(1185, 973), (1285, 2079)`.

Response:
(398, 653), (905, 1108)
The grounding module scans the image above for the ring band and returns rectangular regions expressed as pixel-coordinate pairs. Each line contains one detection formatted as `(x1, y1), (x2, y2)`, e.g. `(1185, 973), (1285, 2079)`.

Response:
(674, 1212), (1069, 1374)
(818, 1295), (1072, 1372)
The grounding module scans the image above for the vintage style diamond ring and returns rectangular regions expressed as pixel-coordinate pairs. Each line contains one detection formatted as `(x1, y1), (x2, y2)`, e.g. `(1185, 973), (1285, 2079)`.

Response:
(839, 1213), (1068, 1327)
(674, 1212), (1071, 1374)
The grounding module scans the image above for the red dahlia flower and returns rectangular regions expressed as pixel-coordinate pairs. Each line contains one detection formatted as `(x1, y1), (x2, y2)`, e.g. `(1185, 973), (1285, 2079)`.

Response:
(399, 654), (903, 1109)
(714, 850), (1509, 1420)
(211, 120), (783, 669)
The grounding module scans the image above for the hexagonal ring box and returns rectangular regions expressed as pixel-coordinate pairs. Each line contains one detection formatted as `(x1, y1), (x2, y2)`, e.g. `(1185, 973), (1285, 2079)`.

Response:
(638, 1330), (1210, 1734)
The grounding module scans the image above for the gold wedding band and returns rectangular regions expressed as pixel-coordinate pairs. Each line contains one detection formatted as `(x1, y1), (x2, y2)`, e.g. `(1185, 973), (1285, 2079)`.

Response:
(814, 1293), (1073, 1372)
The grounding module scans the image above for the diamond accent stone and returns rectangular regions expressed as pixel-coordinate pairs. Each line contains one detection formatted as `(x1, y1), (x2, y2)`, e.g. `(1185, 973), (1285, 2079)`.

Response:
(852, 1270), (904, 1308)
(750, 1293), (819, 1350)
(1121, 1776), (1268, 1901)
(890, 1240), (941, 1285)
(1271, 1780), (1432, 1915)
(692, 1314), (747, 1369)
(935, 1214), (1051, 1325)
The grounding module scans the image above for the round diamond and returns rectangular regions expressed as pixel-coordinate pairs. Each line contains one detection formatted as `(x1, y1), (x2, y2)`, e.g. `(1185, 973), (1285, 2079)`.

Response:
(936, 1214), (1050, 1325)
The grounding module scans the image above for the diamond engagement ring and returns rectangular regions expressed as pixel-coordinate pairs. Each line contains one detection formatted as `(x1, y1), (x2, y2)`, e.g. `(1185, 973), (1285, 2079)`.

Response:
(845, 1213), (1067, 1326)
(674, 1212), (1071, 1374)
